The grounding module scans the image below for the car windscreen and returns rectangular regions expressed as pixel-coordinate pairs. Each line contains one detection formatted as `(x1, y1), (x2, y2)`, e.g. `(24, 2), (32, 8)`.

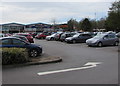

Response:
(93, 34), (106, 39)
(51, 33), (57, 36)
(73, 34), (80, 37)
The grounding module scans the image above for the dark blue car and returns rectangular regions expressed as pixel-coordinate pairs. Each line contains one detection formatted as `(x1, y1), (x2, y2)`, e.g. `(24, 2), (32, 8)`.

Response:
(0, 37), (42, 57)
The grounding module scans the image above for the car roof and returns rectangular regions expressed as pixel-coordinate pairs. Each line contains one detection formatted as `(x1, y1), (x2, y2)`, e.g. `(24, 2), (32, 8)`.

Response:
(0, 36), (23, 40)
(12, 35), (26, 38)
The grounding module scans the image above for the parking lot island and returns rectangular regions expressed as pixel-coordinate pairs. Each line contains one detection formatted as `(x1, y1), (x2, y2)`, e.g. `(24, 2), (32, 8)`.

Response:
(3, 53), (62, 68)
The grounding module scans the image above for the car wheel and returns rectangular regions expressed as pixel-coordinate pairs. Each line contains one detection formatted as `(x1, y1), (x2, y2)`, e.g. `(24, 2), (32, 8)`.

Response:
(51, 37), (54, 40)
(114, 41), (119, 46)
(88, 45), (92, 47)
(30, 49), (38, 57)
(72, 40), (76, 44)
(97, 42), (103, 47)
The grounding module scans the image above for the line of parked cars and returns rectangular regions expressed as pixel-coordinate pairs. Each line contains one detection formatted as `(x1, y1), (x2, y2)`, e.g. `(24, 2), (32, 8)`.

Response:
(44, 31), (119, 47)
(0, 31), (119, 58)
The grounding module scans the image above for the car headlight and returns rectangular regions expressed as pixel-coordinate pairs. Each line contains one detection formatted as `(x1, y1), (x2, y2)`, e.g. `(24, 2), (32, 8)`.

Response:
(66, 38), (72, 40)
(91, 40), (98, 43)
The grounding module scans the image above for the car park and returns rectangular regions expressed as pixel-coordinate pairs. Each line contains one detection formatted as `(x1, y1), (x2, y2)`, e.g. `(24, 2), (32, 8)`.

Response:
(0, 37), (42, 57)
(16, 33), (34, 43)
(86, 32), (119, 47)
(65, 33), (92, 43)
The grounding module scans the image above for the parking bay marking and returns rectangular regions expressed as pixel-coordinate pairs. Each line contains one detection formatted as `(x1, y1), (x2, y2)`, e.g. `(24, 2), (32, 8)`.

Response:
(37, 62), (102, 76)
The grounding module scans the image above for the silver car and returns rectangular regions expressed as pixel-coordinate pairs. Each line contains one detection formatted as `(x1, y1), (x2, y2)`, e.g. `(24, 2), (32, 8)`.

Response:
(46, 33), (57, 41)
(86, 32), (119, 47)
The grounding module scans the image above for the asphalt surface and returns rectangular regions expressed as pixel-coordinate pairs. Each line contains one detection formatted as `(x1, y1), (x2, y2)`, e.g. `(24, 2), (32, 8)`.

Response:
(2, 39), (118, 84)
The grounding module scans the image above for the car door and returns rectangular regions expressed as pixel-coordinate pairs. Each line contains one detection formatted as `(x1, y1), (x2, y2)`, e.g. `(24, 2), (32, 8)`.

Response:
(11, 38), (26, 48)
(102, 35), (111, 45)
(107, 34), (116, 45)
(75, 35), (81, 42)
(77, 35), (84, 42)
(82, 34), (92, 42)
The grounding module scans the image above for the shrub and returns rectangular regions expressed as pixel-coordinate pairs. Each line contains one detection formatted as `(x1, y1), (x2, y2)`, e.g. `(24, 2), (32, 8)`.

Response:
(1, 48), (29, 65)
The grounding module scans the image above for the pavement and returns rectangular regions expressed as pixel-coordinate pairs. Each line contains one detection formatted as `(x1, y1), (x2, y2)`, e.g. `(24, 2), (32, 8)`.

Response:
(2, 39), (118, 84)
(2, 53), (62, 68)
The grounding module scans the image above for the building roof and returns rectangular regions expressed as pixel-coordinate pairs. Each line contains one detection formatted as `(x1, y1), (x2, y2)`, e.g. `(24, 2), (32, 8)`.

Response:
(26, 22), (50, 26)
(2, 23), (24, 26)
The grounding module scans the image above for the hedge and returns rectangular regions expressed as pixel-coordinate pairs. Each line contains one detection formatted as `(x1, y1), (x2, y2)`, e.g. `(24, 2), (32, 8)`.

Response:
(1, 48), (29, 65)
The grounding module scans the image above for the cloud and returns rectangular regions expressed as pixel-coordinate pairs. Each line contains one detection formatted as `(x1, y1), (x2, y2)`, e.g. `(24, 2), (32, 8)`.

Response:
(1, 2), (113, 24)
(1, 0), (115, 2)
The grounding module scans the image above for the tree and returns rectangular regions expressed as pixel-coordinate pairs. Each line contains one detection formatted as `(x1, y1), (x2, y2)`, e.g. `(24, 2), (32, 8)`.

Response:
(81, 18), (92, 31)
(67, 19), (78, 31)
(106, 1), (120, 32)
(91, 19), (97, 30)
(97, 18), (106, 29)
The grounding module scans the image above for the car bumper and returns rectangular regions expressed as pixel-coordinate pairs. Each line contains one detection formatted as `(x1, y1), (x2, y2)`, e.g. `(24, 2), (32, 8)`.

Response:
(65, 39), (73, 43)
(86, 42), (98, 46)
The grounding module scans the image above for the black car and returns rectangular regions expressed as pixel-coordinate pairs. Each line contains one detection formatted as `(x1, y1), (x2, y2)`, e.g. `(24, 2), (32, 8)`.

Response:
(65, 33), (92, 43)
(0, 37), (42, 57)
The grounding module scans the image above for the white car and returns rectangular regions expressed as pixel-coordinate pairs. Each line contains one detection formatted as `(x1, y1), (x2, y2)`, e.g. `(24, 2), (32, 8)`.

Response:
(46, 33), (57, 41)
(0, 33), (5, 38)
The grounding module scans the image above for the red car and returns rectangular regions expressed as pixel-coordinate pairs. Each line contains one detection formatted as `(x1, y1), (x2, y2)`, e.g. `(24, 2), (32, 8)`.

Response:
(35, 33), (50, 39)
(16, 33), (34, 43)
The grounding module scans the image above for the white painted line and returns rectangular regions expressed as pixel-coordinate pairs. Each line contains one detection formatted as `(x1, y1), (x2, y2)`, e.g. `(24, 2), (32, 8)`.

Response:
(37, 62), (102, 76)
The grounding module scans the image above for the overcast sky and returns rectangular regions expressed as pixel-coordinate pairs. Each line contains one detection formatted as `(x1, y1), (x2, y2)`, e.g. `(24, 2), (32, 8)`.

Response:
(0, 0), (117, 24)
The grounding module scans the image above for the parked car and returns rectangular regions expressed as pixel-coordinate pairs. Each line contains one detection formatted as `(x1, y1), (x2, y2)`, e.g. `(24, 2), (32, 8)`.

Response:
(16, 33), (34, 43)
(65, 33), (92, 43)
(12, 35), (29, 43)
(4, 33), (12, 37)
(54, 32), (63, 41)
(116, 32), (120, 38)
(86, 32), (119, 47)
(46, 33), (57, 41)
(35, 32), (50, 39)
(29, 32), (37, 38)
(0, 33), (5, 38)
(0, 37), (42, 57)
(60, 32), (76, 42)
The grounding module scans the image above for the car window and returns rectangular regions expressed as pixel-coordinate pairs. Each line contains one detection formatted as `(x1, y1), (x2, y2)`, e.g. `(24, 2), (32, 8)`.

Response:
(1, 39), (11, 45)
(104, 35), (109, 38)
(82, 34), (91, 37)
(108, 34), (115, 38)
(19, 37), (26, 41)
(12, 39), (25, 45)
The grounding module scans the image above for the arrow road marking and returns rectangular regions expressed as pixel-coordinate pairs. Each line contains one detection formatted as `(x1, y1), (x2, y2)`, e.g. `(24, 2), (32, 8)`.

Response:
(37, 62), (102, 76)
